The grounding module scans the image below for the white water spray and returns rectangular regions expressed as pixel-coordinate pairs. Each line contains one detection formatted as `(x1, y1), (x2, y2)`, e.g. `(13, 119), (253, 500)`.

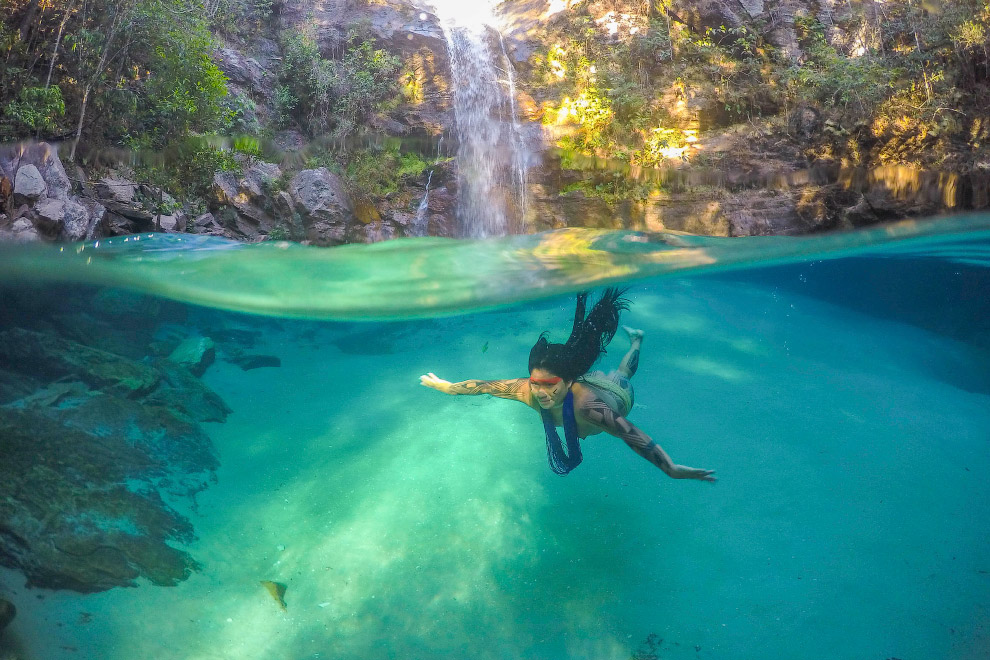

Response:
(413, 169), (434, 237)
(425, 0), (530, 238)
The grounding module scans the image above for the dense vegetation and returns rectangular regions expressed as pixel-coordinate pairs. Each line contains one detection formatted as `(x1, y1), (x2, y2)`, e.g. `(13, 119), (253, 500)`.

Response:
(1, 0), (229, 158)
(528, 0), (990, 177)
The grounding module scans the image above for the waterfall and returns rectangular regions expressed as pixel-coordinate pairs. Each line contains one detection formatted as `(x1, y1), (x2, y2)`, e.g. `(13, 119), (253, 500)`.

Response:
(498, 32), (529, 227)
(426, 1), (530, 238)
(413, 169), (433, 237)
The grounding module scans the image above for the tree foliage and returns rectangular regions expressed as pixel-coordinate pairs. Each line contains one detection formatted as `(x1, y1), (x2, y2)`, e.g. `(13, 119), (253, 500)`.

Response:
(275, 28), (401, 138)
(1, 0), (228, 152)
(527, 0), (989, 171)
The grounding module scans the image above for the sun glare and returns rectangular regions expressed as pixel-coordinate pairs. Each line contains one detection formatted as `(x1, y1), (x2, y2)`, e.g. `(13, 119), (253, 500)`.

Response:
(425, 0), (500, 29)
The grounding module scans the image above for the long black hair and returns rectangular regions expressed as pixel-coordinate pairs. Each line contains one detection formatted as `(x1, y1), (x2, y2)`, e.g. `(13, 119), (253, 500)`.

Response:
(528, 287), (630, 382)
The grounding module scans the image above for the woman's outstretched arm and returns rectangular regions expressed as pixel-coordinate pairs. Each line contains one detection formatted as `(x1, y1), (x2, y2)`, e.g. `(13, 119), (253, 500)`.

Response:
(579, 397), (716, 482)
(419, 373), (531, 403)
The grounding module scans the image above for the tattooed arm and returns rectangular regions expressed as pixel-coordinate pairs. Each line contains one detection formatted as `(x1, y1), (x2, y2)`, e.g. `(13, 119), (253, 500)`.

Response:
(579, 396), (716, 482)
(419, 373), (531, 403)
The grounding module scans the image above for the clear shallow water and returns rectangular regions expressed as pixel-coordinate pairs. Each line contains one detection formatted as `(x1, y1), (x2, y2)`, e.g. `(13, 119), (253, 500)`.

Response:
(0, 215), (989, 660)
(2, 214), (989, 319)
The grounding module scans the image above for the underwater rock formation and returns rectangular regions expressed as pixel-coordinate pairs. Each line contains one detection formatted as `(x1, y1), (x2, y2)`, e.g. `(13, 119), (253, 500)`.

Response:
(0, 318), (229, 592)
(0, 406), (203, 591)
(167, 336), (217, 378)
(0, 327), (160, 398)
(0, 597), (13, 634)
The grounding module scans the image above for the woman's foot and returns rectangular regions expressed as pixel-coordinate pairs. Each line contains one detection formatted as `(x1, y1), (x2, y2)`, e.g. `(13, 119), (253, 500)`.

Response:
(618, 327), (643, 378)
(622, 326), (644, 342)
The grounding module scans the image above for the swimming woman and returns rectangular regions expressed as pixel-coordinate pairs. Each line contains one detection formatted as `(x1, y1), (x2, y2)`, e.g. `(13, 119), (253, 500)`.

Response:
(419, 288), (716, 481)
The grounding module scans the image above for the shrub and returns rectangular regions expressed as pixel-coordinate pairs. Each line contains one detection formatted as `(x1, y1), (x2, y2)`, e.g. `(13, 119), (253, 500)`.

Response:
(4, 85), (66, 134)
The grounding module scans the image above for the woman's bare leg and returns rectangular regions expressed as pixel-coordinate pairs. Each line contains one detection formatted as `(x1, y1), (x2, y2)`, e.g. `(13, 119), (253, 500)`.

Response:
(618, 326), (644, 379)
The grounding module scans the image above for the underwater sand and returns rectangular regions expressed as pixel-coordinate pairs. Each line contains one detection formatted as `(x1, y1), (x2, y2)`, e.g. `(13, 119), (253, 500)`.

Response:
(2, 275), (989, 660)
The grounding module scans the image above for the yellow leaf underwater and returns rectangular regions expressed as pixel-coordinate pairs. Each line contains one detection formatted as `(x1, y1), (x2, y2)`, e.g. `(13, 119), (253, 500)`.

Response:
(260, 580), (287, 611)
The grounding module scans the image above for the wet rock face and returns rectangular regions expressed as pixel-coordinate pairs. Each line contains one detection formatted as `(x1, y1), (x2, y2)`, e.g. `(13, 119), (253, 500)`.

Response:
(290, 168), (355, 245)
(0, 315), (228, 593)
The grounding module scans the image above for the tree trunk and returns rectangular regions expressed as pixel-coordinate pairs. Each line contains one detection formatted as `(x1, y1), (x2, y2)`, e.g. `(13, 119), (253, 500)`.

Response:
(18, 0), (40, 41)
(69, 85), (91, 162)
(67, 1), (130, 162)
(45, 1), (77, 89)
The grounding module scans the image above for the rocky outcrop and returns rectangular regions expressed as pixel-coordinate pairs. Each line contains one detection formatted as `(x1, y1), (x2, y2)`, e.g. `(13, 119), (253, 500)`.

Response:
(289, 167), (354, 245)
(210, 162), (282, 239)
(0, 142), (105, 241)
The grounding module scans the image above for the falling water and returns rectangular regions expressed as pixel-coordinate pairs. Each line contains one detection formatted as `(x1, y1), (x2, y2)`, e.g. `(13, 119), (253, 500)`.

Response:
(427, 1), (530, 238)
(413, 169), (434, 237)
(498, 32), (529, 226)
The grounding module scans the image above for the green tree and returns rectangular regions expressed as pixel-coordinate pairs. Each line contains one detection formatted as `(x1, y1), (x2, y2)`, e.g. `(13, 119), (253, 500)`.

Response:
(4, 84), (65, 135)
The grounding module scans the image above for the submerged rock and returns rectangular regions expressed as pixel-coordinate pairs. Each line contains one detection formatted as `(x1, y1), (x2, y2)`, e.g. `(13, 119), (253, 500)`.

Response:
(0, 406), (201, 592)
(167, 336), (217, 377)
(0, 597), (14, 633)
(0, 327), (160, 398)
(228, 353), (281, 370)
(144, 359), (232, 424)
(0, 303), (231, 593)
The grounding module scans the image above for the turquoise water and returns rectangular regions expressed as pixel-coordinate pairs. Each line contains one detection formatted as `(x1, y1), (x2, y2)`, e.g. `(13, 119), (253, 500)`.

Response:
(0, 216), (989, 659)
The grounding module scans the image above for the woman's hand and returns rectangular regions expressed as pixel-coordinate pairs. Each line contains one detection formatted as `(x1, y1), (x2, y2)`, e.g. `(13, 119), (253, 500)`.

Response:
(672, 465), (717, 482)
(419, 372), (453, 394)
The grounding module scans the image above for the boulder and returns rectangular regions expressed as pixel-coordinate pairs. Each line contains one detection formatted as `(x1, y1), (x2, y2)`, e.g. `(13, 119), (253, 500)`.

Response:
(0, 217), (40, 242)
(81, 198), (107, 238)
(272, 190), (300, 236)
(167, 336), (216, 377)
(194, 212), (216, 227)
(157, 213), (183, 232)
(0, 597), (15, 633)
(104, 210), (142, 236)
(211, 167), (280, 238)
(242, 161), (281, 198)
(33, 197), (66, 230)
(13, 164), (47, 202)
(0, 142), (71, 201)
(289, 167), (354, 245)
(144, 359), (232, 423)
(97, 177), (138, 204)
(61, 197), (94, 241)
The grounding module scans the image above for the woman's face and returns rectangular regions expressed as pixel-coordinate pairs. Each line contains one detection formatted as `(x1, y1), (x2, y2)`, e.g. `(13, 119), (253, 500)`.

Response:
(529, 368), (571, 409)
